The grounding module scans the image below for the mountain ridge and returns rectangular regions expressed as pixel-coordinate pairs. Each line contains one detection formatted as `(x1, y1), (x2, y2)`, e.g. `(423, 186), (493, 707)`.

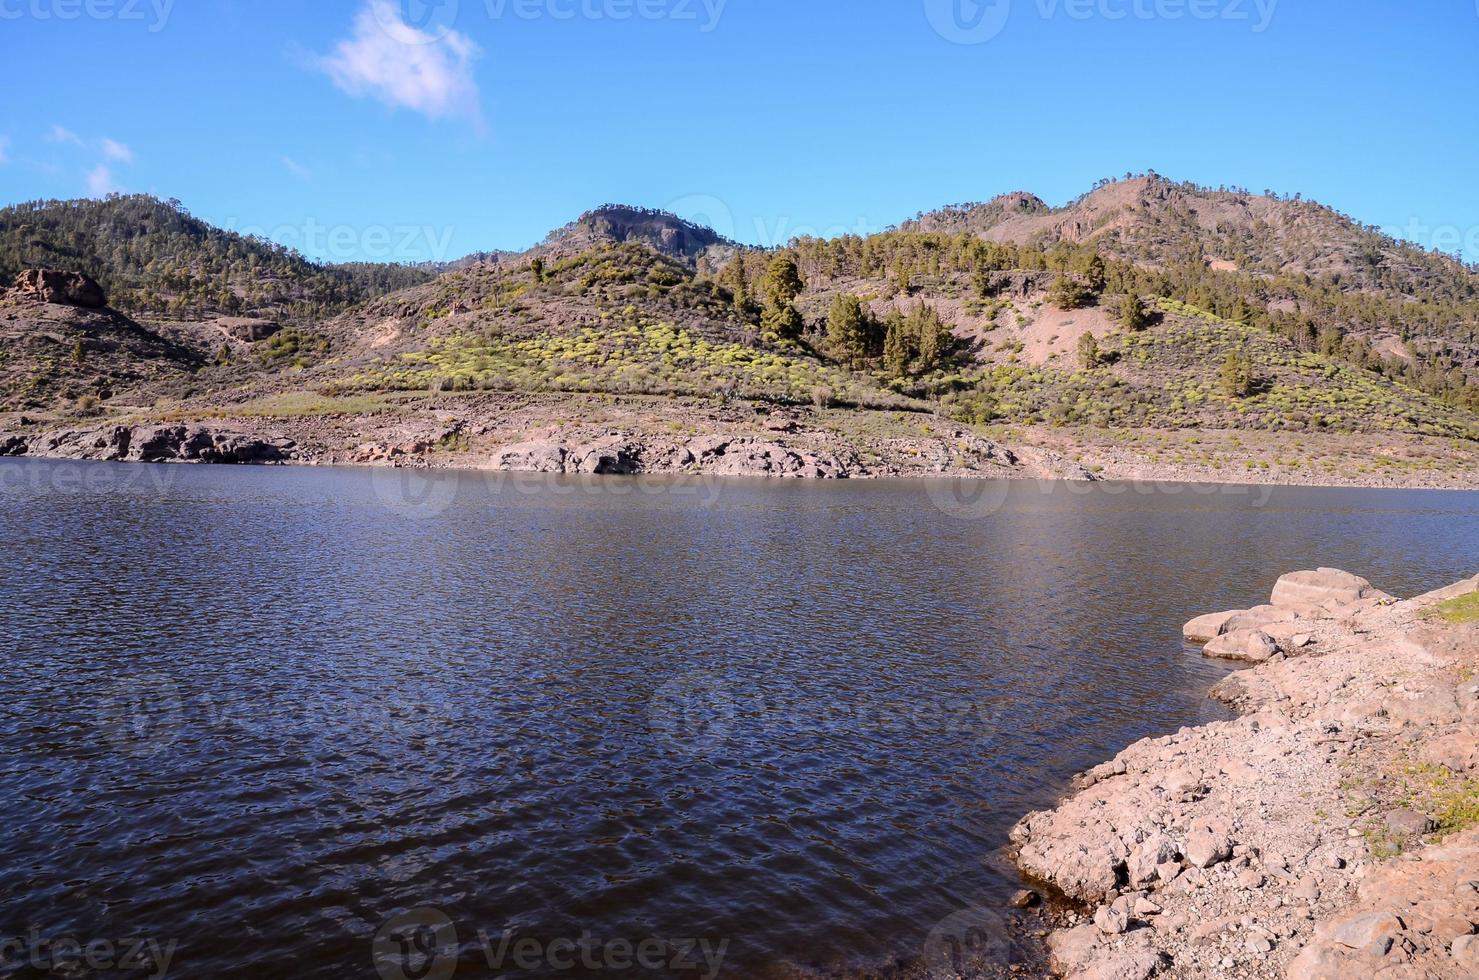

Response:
(1, 172), (1476, 487)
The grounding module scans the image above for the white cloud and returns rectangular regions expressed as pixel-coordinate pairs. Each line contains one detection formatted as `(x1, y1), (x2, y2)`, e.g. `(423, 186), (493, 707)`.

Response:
(316, 0), (482, 123)
(87, 164), (121, 197)
(282, 156), (312, 179)
(47, 124), (84, 146)
(100, 138), (134, 163)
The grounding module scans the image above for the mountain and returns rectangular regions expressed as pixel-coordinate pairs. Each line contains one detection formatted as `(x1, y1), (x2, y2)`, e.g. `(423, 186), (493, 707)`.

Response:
(0, 195), (435, 324)
(904, 173), (1479, 300)
(1, 176), (1476, 487)
(902, 174), (1479, 399)
(535, 205), (735, 264)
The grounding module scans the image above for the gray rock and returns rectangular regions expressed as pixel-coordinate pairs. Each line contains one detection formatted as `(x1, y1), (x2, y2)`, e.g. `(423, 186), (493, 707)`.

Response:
(1203, 628), (1279, 663)
(1330, 911), (1404, 956)
(1271, 568), (1390, 609)
(1183, 610), (1241, 644)
(492, 440), (567, 473)
(1383, 808), (1436, 836)
(1185, 822), (1233, 869)
(1128, 832), (1179, 886)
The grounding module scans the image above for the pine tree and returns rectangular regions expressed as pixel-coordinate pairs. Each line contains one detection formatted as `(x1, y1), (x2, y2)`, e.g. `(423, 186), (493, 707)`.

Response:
(1077, 333), (1101, 370)
(1219, 349), (1255, 397)
(1048, 275), (1090, 310)
(761, 255), (804, 339)
(1085, 254), (1107, 292)
(910, 302), (950, 373)
(1115, 293), (1152, 331)
(827, 293), (869, 367)
(763, 254), (803, 309)
(883, 309), (912, 378)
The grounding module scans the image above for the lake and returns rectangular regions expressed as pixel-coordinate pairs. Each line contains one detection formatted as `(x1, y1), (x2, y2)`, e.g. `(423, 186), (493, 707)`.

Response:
(2, 460), (1476, 978)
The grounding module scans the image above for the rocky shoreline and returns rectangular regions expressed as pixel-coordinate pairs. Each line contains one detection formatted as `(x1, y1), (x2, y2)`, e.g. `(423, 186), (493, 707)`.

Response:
(0, 408), (1100, 482)
(3, 404), (1477, 491)
(1009, 569), (1479, 979)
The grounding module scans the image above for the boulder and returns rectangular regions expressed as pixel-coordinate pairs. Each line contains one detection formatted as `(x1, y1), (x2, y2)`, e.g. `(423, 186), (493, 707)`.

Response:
(1329, 910), (1405, 956)
(1382, 808), (1435, 836)
(692, 437), (847, 479)
(126, 424), (291, 464)
(1223, 604), (1298, 634)
(1271, 568), (1390, 609)
(1047, 923), (1100, 976)
(1421, 731), (1479, 772)
(7, 268), (107, 308)
(1184, 819), (1233, 869)
(1127, 832), (1179, 886)
(1202, 629), (1279, 663)
(492, 440), (567, 473)
(567, 437), (641, 475)
(1183, 610), (1240, 644)
(216, 317), (282, 342)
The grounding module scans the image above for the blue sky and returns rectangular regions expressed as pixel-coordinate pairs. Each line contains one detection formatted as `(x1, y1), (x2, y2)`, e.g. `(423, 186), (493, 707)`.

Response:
(1, 0), (1476, 263)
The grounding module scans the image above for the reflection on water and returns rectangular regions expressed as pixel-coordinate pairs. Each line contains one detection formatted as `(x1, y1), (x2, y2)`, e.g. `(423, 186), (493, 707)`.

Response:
(1, 460), (1475, 977)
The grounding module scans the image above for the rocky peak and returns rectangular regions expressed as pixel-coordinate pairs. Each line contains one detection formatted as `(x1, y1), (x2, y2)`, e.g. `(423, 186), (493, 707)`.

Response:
(543, 205), (730, 262)
(7, 269), (108, 309)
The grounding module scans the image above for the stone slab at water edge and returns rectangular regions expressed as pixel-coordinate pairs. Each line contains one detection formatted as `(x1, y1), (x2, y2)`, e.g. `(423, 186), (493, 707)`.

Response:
(1011, 569), (1479, 979)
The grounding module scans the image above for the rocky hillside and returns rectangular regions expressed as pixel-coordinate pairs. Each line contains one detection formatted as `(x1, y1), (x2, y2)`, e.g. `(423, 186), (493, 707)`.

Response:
(905, 174), (1479, 301)
(0, 195), (434, 324)
(901, 175), (1479, 396)
(1, 174), (1477, 484)
(0, 269), (202, 411)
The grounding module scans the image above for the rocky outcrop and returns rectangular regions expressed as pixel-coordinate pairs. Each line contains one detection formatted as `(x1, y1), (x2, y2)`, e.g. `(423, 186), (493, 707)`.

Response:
(1181, 569), (1396, 663)
(1014, 573), (1479, 979)
(492, 440), (567, 473)
(215, 317), (282, 342)
(12, 424), (294, 464)
(7, 269), (108, 308)
(1270, 568), (1392, 610)
(488, 433), (853, 479)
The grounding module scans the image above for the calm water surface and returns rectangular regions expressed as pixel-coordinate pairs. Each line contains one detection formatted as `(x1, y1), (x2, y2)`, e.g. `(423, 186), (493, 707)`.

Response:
(2, 460), (1477, 978)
